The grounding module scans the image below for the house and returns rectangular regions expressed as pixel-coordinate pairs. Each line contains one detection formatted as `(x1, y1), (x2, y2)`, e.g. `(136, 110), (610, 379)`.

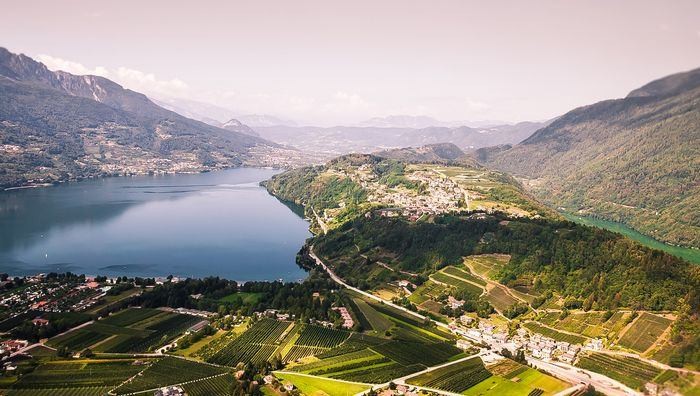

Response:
(154, 386), (185, 396)
(263, 375), (275, 384)
(1, 340), (28, 352)
(32, 318), (49, 326)
(456, 339), (471, 350)
(559, 350), (577, 364)
(460, 315), (474, 325)
(190, 293), (203, 300)
(447, 296), (465, 309)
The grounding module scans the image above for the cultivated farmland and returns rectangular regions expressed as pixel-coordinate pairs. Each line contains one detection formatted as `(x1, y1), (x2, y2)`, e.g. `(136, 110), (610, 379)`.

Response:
(407, 356), (491, 393)
(618, 313), (672, 353)
(576, 352), (662, 389)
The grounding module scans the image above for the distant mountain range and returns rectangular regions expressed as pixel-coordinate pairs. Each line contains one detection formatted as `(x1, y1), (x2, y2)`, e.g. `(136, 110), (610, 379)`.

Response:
(252, 121), (548, 156)
(356, 114), (507, 129)
(152, 97), (297, 127)
(477, 67), (700, 248)
(0, 47), (276, 187)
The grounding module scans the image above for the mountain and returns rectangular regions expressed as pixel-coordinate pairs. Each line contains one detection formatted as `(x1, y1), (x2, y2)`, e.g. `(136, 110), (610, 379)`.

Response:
(221, 119), (259, 137)
(235, 114), (297, 127)
(357, 115), (445, 128)
(0, 47), (274, 187)
(477, 67), (700, 248)
(151, 97), (236, 124)
(252, 121), (548, 155)
(374, 143), (478, 166)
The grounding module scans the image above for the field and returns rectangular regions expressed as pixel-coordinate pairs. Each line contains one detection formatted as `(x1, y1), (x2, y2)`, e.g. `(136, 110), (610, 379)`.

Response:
(47, 307), (200, 354)
(5, 387), (113, 396)
(576, 352), (662, 390)
(219, 292), (263, 305)
(523, 322), (587, 344)
(275, 372), (371, 395)
(442, 266), (487, 286)
(463, 366), (568, 396)
(113, 357), (229, 394)
(464, 254), (510, 280)
(541, 311), (632, 339)
(430, 271), (483, 297)
(182, 374), (236, 396)
(351, 298), (392, 333)
(408, 280), (447, 305)
(485, 285), (521, 313)
(9, 359), (146, 390)
(617, 312), (672, 353)
(406, 356), (492, 393)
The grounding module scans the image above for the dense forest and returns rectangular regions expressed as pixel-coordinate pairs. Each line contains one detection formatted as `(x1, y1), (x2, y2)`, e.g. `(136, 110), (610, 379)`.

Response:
(314, 213), (699, 313)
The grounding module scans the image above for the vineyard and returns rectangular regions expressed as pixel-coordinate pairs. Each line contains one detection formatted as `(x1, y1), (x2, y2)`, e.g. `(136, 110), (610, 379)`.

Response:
(295, 325), (350, 348)
(372, 340), (462, 366)
(523, 322), (587, 344)
(443, 266), (487, 286)
(333, 363), (426, 383)
(182, 374), (236, 396)
(206, 319), (291, 366)
(576, 352), (662, 389)
(113, 357), (228, 395)
(431, 271), (483, 297)
(9, 359), (146, 390)
(47, 308), (200, 354)
(407, 356), (491, 393)
(485, 284), (520, 313)
(618, 313), (672, 353)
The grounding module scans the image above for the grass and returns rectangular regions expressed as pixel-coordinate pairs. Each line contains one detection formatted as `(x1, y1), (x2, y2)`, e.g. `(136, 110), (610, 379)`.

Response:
(219, 292), (263, 305)
(618, 313), (672, 353)
(463, 367), (568, 396)
(549, 311), (632, 339)
(442, 266), (487, 286)
(431, 272), (483, 296)
(464, 254), (511, 280)
(275, 372), (371, 396)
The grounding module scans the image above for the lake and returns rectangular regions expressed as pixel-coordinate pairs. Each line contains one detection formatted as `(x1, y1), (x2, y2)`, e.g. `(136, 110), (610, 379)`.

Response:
(562, 213), (700, 264)
(0, 168), (312, 281)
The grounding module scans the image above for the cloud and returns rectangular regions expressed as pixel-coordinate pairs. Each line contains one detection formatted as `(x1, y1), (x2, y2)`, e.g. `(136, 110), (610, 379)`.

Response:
(35, 54), (189, 98)
(36, 54), (110, 77)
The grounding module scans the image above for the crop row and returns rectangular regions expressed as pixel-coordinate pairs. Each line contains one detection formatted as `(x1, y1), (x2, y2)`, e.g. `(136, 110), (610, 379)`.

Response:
(290, 348), (378, 372)
(113, 357), (228, 394)
(371, 341), (461, 366)
(333, 363), (426, 383)
(523, 322), (587, 344)
(206, 319), (289, 366)
(576, 352), (661, 389)
(182, 374), (236, 396)
(295, 325), (350, 348)
(407, 357), (491, 393)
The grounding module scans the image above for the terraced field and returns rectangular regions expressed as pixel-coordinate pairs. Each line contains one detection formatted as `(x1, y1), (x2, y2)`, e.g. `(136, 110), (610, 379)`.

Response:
(431, 272), (483, 297)
(618, 313), (672, 353)
(576, 352), (662, 390)
(523, 322), (587, 344)
(352, 298), (392, 333)
(408, 280), (447, 305)
(443, 266), (487, 286)
(464, 254), (510, 280)
(406, 356), (492, 393)
(543, 311), (632, 339)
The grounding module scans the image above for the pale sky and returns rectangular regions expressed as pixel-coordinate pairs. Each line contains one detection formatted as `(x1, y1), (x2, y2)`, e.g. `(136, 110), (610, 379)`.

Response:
(2, 0), (700, 125)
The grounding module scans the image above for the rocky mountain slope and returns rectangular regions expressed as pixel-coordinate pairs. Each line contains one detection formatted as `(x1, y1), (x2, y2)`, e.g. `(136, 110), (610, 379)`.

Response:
(0, 48), (275, 187)
(477, 67), (700, 247)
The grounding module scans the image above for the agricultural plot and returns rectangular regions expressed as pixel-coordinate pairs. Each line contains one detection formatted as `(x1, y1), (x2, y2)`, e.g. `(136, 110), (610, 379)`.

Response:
(275, 372), (372, 395)
(463, 367), (568, 396)
(442, 266), (487, 286)
(464, 254), (510, 280)
(182, 374), (236, 396)
(407, 356), (492, 393)
(295, 325), (350, 348)
(352, 298), (392, 333)
(48, 307), (199, 354)
(408, 280), (447, 305)
(417, 299), (443, 315)
(5, 387), (112, 396)
(290, 349), (379, 373)
(523, 322), (587, 344)
(367, 301), (455, 341)
(576, 352), (662, 390)
(113, 357), (229, 395)
(430, 272), (483, 297)
(346, 297), (372, 330)
(332, 363), (425, 383)
(552, 311), (632, 339)
(206, 319), (292, 366)
(618, 313), (672, 353)
(283, 345), (328, 363)
(10, 359), (146, 390)
(485, 285), (520, 313)
(371, 340), (461, 366)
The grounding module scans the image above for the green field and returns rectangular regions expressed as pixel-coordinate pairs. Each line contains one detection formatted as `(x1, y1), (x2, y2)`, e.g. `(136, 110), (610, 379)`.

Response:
(464, 254), (511, 280)
(547, 311), (632, 339)
(275, 372), (371, 396)
(219, 292), (263, 305)
(463, 367), (568, 396)
(576, 352), (662, 390)
(431, 271), (483, 296)
(562, 213), (700, 264)
(352, 298), (392, 333)
(442, 266), (487, 286)
(182, 374), (236, 396)
(618, 313), (672, 352)
(406, 356), (491, 393)
(5, 387), (113, 396)
(523, 322), (587, 344)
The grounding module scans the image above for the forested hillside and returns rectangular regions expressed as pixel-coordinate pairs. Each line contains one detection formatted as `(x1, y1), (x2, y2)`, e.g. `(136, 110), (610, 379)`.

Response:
(477, 68), (700, 248)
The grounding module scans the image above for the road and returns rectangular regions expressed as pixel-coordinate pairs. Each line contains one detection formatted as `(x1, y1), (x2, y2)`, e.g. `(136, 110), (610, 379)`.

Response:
(309, 246), (451, 331)
(310, 245), (648, 395)
(527, 356), (640, 396)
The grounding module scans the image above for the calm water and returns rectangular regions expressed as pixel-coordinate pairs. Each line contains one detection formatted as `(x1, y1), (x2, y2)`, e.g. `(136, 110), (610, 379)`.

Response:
(0, 168), (311, 281)
(562, 213), (700, 264)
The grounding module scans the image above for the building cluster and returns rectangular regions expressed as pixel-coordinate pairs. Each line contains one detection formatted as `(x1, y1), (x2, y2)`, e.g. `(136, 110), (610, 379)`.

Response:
(154, 385), (185, 396)
(332, 306), (354, 329)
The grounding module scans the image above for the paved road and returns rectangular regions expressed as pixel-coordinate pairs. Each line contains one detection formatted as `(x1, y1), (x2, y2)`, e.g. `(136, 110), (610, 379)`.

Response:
(309, 246), (451, 331)
(527, 357), (640, 396)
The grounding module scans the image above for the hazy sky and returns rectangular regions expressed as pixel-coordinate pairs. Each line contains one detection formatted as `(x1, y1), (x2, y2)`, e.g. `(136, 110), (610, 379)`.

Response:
(2, 1), (700, 125)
